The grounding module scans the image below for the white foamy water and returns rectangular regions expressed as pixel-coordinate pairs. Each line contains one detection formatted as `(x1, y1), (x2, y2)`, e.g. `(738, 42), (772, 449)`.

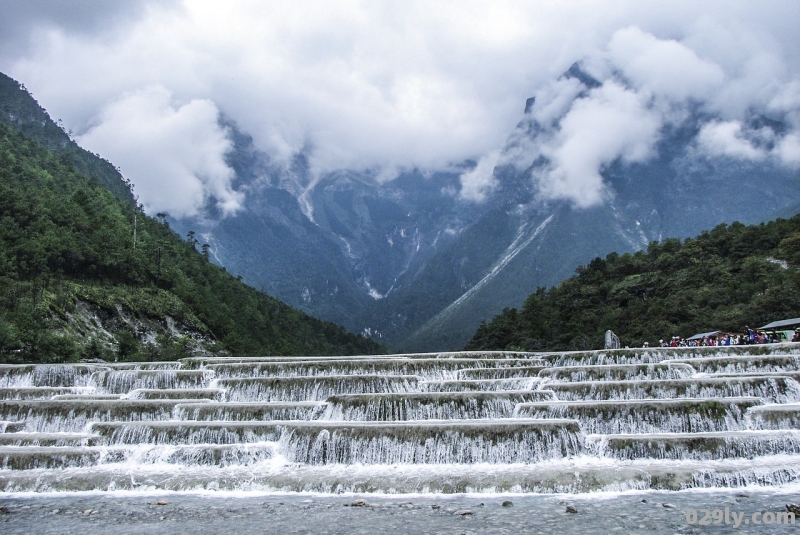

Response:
(1, 345), (799, 494)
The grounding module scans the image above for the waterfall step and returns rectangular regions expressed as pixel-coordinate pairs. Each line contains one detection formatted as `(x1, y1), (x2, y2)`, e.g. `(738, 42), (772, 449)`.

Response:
(0, 400), (206, 432)
(0, 387), (87, 400)
(707, 371), (800, 382)
(549, 376), (800, 402)
(0, 432), (102, 447)
(181, 352), (535, 369)
(174, 402), (323, 421)
(547, 345), (799, 367)
(538, 363), (694, 382)
(513, 397), (763, 434)
(456, 366), (545, 380)
(590, 430), (800, 460)
(320, 391), (552, 420)
(217, 375), (421, 402)
(0, 443), (279, 470)
(91, 370), (214, 394)
(88, 419), (583, 464)
(50, 394), (123, 400)
(278, 419), (584, 464)
(0, 364), (101, 388)
(204, 358), (539, 380)
(420, 378), (542, 392)
(126, 388), (224, 400)
(90, 421), (285, 445)
(668, 355), (800, 374)
(2, 455), (799, 493)
(0, 421), (26, 433)
(102, 362), (182, 370)
(747, 403), (800, 430)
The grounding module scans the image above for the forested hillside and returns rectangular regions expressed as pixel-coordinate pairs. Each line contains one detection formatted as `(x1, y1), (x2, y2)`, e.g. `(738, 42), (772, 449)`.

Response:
(465, 216), (800, 351)
(0, 90), (383, 363)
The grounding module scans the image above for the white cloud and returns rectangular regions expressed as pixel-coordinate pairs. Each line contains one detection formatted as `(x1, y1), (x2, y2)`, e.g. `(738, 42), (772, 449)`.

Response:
(459, 150), (500, 202)
(533, 82), (661, 207)
(608, 26), (725, 102)
(696, 120), (766, 160)
(774, 133), (800, 167)
(77, 85), (240, 218)
(0, 1), (798, 212)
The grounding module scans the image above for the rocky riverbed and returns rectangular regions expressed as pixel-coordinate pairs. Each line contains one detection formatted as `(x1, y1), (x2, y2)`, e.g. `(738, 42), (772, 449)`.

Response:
(2, 487), (800, 534)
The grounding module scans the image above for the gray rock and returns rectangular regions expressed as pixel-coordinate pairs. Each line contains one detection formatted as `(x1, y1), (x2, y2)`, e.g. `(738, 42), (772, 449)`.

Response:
(565, 505), (578, 514)
(502, 501), (513, 507)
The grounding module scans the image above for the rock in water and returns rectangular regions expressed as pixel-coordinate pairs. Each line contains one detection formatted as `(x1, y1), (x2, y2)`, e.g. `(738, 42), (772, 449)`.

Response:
(566, 505), (578, 514)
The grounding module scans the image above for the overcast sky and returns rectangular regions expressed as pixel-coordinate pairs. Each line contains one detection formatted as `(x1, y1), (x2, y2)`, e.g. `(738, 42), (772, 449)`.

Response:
(0, 1), (798, 216)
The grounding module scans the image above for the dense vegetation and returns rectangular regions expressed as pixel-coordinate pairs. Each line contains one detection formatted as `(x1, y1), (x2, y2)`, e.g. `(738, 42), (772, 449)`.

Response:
(466, 216), (800, 351)
(0, 93), (383, 363)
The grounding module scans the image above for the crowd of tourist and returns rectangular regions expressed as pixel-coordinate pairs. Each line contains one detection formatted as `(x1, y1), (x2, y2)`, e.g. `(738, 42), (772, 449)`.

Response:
(650, 327), (800, 348)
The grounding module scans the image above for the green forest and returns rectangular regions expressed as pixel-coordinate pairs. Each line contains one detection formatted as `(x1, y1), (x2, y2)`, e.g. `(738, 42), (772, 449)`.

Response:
(465, 215), (800, 352)
(0, 97), (383, 363)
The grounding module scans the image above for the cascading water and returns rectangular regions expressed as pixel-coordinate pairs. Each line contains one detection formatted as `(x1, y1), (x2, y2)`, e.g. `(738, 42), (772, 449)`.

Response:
(1, 346), (799, 494)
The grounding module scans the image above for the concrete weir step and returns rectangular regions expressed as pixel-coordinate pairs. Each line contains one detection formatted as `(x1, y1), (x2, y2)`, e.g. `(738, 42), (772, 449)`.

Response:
(88, 419), (584, 464)
(538, 363), (694, 382)
(174, 402), (323, 421)
(126, 388), (224, 400)
(0, 399), (209, 433)
(0, 364), (101, 388)
(548, 376), (800, 403)
(203, 358), (538, 380)
(0, 443), (278, 470)
(90, 421), (286, 445)
(180, 352), (536, 369)
(667, 355), (800, 374)
(0, 387), (87, 400)
(590, 430), (800, 460)
(420, 378), (542, 392)
(0, 421), (26, 433)
(0, 432), (103, 447)
(90, 370), (214, 394)
(216, 375), (421, 402)
(320, 391), (548, 421)
(456, 366), (545, 380)
(279, 419), (584, 465)
(747, 403), (800, 430)
(513, 397), (763, 434)
(1, 456), (800, 493)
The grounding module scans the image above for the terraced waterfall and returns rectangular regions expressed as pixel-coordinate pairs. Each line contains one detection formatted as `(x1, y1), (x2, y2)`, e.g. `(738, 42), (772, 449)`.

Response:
(1, 345), (800, 494)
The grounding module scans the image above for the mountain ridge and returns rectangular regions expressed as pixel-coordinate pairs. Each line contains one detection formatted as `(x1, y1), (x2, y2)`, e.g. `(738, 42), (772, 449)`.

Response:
(0, 73), (384, 363)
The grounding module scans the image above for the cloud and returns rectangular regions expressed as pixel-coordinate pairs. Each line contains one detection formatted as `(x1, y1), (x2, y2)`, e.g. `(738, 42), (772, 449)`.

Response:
(775, 134), (800, 167)
(607, 26), (725, 102)
(458, 150), (500, 202)
(533, 82), (661, 207)
(0, 1), (798, 213)
(696, 121), (766, 160)
(77, 86), (241, 218)
(488, 22), (800, 208)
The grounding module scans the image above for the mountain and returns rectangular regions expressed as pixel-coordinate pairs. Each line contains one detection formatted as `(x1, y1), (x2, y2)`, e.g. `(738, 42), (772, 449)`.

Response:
(464, 214), (800, 351)
(0, 73), (135, 204)
(171, 65), (800, 352)
(0, 74), (384, 363)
